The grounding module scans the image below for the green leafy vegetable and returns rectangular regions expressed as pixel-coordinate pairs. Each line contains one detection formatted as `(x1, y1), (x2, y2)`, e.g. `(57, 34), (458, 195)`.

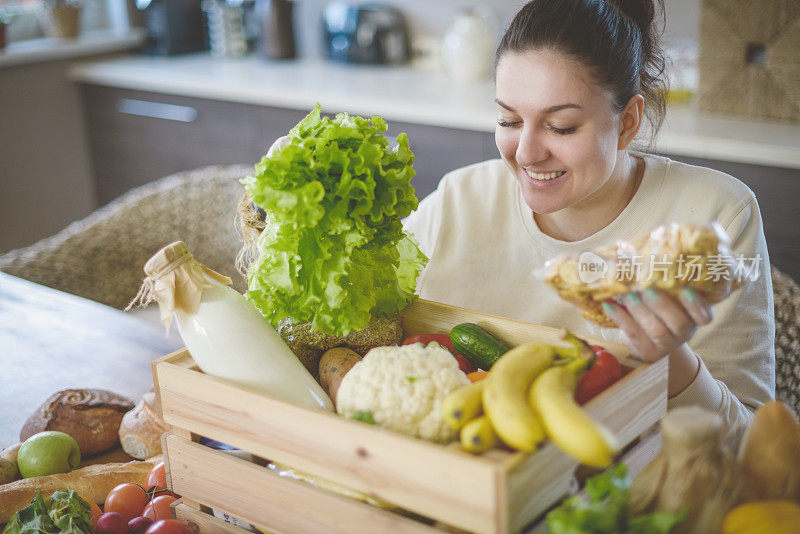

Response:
(350, 411), (376, 424)
(3, 490), (93, 534)
(545, 464), (685, 534)
(242, 103), (428, 336)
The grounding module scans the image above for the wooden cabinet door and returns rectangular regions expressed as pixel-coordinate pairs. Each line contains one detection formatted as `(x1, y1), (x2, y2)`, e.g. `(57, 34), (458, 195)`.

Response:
(81, 85), (266, 205)
(386, 120), (497, 201)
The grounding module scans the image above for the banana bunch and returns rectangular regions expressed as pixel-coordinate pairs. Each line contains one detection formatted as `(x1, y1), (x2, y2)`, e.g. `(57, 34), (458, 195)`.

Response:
(442, 339), (620, 467)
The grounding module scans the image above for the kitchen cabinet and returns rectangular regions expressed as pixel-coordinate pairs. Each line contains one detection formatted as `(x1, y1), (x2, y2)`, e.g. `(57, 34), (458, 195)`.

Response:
(79, 85), (499, 205)
(81, 85), (277, 205)
(387, 120), (498, 200)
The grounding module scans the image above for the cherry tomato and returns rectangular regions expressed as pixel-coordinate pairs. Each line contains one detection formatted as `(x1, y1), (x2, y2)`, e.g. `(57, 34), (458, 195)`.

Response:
(147, 460), (169, 493)
(144, 519), (193, 534)
(104, 483), (149, 522)
(402, 334), (477, 374)
(143, 495), (178, 522)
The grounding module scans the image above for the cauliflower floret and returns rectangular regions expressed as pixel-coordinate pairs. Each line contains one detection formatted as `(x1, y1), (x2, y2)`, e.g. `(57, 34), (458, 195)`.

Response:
(336, 343), (470, 443)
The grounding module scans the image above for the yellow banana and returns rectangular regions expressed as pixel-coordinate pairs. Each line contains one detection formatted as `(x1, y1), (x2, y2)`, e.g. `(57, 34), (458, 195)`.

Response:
(442, 380), (486, 430)
(482, 343), (555, 452)
(529, 366), (619, 468)
(461, 415), (498, 453)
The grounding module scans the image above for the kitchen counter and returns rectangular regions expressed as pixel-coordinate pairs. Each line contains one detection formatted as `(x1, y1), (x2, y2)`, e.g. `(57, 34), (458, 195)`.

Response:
(70, 53), (800, 170)
(0, 29), (145, 69)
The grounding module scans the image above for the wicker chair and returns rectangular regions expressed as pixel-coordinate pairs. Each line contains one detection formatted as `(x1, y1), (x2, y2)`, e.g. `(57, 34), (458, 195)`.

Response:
(772, 265), (800, 416)
(0, 165), (251, 310)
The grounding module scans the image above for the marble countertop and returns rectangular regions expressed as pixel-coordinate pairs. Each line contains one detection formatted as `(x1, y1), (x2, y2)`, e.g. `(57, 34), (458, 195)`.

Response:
(69, 53), (800, 170)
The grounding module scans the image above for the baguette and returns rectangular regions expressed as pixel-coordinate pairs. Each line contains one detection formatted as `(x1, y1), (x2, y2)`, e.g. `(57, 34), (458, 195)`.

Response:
(0, 458), (157, 523)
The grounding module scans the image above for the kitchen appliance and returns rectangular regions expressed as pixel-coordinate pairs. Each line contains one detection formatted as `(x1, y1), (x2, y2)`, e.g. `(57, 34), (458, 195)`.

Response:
(202, 0), (259, 58)
(257, 0), (296, 59)
(136, 0), (208, 56)
(441, 6), (497, 82)
(322, 2), (409, 64)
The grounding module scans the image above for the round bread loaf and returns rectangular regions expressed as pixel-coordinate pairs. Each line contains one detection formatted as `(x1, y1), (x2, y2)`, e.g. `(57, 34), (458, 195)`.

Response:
(20, 389), (135, 456)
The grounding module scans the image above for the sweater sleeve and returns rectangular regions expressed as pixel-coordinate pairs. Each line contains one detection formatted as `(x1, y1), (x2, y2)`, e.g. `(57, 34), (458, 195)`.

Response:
(668, 193), (776, 428)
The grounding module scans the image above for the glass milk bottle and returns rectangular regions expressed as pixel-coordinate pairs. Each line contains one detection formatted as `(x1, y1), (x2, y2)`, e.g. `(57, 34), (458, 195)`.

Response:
(135, 241), (333, 411)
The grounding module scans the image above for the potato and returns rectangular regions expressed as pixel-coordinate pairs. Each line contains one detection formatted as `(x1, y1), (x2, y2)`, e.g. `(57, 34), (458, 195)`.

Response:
(319, 348), (362, 407)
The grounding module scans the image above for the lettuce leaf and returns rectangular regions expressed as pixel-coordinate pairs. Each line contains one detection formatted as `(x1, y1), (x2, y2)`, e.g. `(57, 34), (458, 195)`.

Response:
(242, 104), (428, 336)
(3, 491), (93, 534)
(545, 464), (685, 534)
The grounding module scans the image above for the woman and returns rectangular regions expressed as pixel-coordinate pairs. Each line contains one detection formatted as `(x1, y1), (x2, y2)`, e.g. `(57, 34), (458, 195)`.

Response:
(403, 0), (775, 427)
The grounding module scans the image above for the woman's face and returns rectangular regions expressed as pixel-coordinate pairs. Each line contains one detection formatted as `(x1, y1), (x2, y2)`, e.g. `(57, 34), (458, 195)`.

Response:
(495, 50), (626, 216)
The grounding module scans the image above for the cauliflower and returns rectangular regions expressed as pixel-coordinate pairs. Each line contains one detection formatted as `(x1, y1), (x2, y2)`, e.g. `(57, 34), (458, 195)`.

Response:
(336, 343), (470, 443)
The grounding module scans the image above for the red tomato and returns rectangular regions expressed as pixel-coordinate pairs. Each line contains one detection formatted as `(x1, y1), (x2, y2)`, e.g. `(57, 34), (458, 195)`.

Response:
(146, 460), (169, 494)
(402, 334), (477, 374)
(575, 346), (624, 405)
(104, 483), (149, 522)
(144, 519), (193, 534)
(143, 495), (178, 522)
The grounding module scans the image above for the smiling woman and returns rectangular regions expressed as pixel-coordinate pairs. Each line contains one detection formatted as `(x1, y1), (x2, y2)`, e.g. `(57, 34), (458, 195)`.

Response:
(402, 0), (776, 429)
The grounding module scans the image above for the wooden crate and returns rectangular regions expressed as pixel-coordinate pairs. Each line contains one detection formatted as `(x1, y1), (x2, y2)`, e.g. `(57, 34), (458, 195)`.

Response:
(153, 299), (667, 534)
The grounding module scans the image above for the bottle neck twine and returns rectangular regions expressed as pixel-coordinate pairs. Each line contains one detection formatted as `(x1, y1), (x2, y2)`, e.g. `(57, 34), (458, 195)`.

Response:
(125, 254), (232, 314)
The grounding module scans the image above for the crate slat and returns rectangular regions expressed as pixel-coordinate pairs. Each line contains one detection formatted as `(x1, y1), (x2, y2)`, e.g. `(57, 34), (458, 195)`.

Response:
(173, 502), (250, 533)
(157, 361), (500, 533)
(165, 434), (450, 534)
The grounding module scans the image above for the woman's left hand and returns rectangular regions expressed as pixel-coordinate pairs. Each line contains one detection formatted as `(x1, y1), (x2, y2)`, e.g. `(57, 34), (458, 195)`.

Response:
(601, 287), (713, 362)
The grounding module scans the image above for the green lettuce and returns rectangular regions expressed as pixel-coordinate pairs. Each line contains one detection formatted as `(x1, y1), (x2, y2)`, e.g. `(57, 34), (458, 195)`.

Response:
(241, 104), (428, 336)
(545, 464), (685, 534)
(3, 491), (93, 534)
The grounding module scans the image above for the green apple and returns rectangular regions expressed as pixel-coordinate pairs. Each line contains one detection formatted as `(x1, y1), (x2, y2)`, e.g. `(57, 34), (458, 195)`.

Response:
(17, 431), (81, 478)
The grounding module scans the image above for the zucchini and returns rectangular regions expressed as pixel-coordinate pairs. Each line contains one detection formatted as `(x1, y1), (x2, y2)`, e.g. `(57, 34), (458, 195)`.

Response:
(450, 323), (511, 370)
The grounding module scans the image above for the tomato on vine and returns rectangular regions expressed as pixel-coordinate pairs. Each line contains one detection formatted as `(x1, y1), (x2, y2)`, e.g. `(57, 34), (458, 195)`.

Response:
(104, 483), (149, 522)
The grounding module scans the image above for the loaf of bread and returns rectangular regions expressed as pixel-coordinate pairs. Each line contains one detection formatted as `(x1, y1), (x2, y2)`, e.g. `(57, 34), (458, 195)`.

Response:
(543, 223), (742, 326)
(20, 389), (135, 457)
(0, 459), (156, 523)
(119, 392), (170, 460)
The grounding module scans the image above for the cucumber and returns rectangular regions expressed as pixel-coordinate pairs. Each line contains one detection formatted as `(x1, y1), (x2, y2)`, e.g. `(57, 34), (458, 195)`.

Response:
(450, 323), (512, 370)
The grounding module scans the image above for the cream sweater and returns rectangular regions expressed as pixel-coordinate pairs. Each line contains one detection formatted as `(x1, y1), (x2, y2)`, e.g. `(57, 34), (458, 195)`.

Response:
(402, 154), (775, 428)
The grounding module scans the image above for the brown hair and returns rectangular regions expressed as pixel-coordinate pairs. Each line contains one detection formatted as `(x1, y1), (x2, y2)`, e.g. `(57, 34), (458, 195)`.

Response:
(496, 0), (667, 138)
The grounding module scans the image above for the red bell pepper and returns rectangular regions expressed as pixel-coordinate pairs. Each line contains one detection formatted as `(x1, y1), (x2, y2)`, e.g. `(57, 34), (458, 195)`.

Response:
(402, 334), (477, 374)
(574, 345), (624, 405)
